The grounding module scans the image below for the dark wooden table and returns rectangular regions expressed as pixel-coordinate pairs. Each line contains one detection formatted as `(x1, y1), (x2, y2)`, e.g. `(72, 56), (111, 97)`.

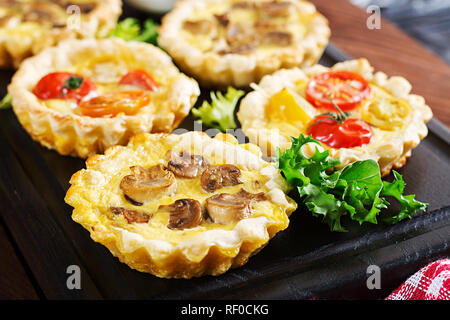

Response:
(0, 1), (449, 300)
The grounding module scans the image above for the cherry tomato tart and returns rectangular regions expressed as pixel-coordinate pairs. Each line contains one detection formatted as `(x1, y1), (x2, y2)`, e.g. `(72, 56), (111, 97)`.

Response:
(237, 58), (433, 176)
(8, 38), (200, 158)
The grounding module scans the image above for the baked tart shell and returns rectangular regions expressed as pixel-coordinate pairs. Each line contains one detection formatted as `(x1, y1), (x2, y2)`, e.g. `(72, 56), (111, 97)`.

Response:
(158, 0), (330, 88)
(0, 0), (122, 68)
(8, 38), (200, 158)
(65, 132), (297, 278)
(237, 58), (433, 176)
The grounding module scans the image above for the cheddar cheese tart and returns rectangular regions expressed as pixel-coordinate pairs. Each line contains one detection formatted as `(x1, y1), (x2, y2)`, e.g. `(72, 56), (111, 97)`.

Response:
(8, 38), (200, 158)
(0, 0), (121, 68)
(159, 0), (330, 87)
(65, 132), (297, 278)
(237, 58), (433, 176)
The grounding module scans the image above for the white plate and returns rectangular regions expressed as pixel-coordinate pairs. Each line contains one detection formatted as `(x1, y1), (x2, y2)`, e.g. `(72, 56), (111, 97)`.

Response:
(126, 0), (178, 14)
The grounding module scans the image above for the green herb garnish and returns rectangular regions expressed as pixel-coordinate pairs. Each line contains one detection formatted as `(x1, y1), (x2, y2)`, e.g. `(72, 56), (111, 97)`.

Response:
(110, 18), (159, 46)
(192, 87), (245, 132)
(62, 75), (84, 93)
(277, 134), (428, 232)
(0, 93), (12, 109)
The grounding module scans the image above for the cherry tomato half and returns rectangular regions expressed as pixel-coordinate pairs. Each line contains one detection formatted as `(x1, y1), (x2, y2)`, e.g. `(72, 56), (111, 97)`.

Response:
(119, 69), (159, 91)
(79, 91), (151, 118)
(32, 72), (95, 102)
(306, 70), (371, 111)
(307, 115), (373, 149)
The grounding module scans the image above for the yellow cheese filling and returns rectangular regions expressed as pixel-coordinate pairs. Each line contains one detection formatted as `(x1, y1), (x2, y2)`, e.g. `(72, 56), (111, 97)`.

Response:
(40, 54), (176, 116)
(182, 0), (315, 53)
(78, 140), (292, 245)
(265, 82), (414, 148)
(0, 0), (98, 34)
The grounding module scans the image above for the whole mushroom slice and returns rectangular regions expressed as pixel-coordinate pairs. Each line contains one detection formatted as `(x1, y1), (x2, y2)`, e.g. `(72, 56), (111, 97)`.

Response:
(259, 1), (294, 18)
(120, 164), (177, 206)
(205, 189), (267, 225)
(201, 164), (242, 192)
(160, 199), (203, 230)
(260, 31), (293, 46)
(110, 207), (152, 224)
(166, 150), (209, 178)
(182, 19), (214, 35)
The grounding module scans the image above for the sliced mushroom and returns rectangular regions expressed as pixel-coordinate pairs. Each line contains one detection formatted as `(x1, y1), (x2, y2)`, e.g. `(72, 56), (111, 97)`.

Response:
(219, 42), (257, 55)
(201, 164), (242, 192)
(205, 189), (267, 224)
(231, 2), (256, 10)
(259, 1), (294, 18)
(214, 12), (230, 27)
(182, 19), (213, 35)
(166, 150), (209, 178)
(120, 165), (177, 206)
(261, 31), (293, 46)
(56, 0), (97, 13)
(0, 14), (15, 28)
(22, 2), (67, 27)
(160, 199), (203, 230)
(226, 23), (256, 44)
(219, 23), (258, 54)
(23, 8), (53, 23)
(110, 207), (151, 224)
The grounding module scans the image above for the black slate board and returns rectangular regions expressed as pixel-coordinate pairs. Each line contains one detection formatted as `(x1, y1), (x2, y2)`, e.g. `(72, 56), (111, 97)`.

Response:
(0, 38), (449, 299)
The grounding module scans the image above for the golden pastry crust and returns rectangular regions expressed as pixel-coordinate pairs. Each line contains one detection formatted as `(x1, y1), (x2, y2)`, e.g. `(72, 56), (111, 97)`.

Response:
(0, 0), (122, 68)
(158, 0), (330, 88)
(65, 132), (297, 278)
(8, 38), (200, 158)
(237, 58), (433, 176)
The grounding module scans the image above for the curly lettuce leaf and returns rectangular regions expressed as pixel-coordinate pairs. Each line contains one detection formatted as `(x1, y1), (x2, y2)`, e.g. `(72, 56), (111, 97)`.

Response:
(336, 160), (389, 224)
(192, 87), (245, 132)
(0, 93), (11, 109)
(382, 171), (429, 224)
(110, 18), (158, 46)
(278, 135), (340, 187)
(277, 133), (428, 232)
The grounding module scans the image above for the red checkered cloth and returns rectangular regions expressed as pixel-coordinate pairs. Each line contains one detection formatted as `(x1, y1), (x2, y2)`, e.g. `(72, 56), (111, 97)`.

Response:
(386, 259), (450, 300)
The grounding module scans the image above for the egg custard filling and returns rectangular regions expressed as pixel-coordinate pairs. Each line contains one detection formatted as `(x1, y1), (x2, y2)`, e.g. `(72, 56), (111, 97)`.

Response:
(237, 58), (433, 176)
(159, 0), (330, 87)
(0, 0), (121, 68)
(65, 132), (297, 278)
(8, 38), (200, 158)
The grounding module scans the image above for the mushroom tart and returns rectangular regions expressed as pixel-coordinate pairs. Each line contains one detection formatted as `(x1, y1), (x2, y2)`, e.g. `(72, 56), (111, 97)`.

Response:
(8, 38), (200, 158)
(237, 58), (433, 176)
(159, 0), (330, 87)
(0, 0), (121, 68)
(65, 132), (297, 278)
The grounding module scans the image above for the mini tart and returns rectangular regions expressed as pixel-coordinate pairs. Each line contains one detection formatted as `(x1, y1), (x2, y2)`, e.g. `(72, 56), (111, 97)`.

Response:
(65, 132), (297, 278)
(237, 58), (433, 176)
(158, 0), (330, 88)
(0, 0), (122, 68)
(8, 38), (200, 158)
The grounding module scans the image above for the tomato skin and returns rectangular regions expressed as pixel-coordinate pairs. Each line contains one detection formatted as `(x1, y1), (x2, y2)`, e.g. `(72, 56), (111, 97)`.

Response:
(119, 69), (158, 91)
(307, 115), (373, 149)
(306, 70), (371, 111)
(79, 91), (150, 118)
(32, 72), (95, 102)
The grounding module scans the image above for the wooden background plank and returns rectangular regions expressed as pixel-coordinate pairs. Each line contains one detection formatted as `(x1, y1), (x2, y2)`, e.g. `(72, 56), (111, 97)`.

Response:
(311, 0), (450, 127)
(0, 222), (39, 299)
(0, 130), (103, 300)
